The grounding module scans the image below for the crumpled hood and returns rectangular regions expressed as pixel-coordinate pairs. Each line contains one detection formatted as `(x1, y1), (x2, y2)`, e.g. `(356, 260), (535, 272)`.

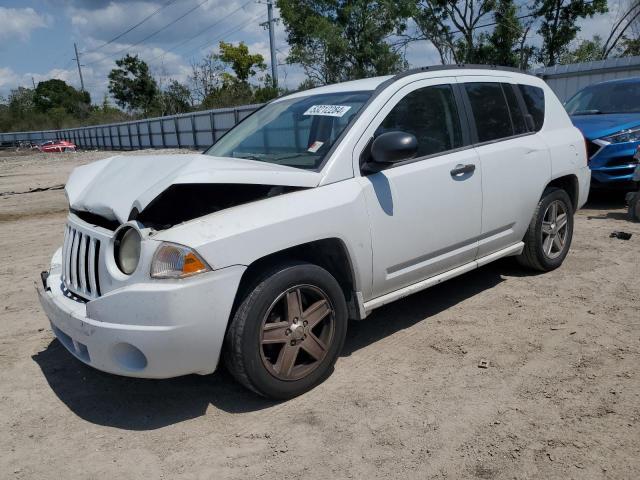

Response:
(571, 113), (640, 140)
(66, 153), (321, 224)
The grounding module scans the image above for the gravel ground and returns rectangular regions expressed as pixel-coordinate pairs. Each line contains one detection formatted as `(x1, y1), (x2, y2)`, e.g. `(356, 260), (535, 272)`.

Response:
(1, 149), (639, 479)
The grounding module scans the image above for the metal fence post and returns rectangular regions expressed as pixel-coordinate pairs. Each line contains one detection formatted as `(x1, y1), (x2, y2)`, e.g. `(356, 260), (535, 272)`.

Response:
(108, 125), (114, 150)
(136, 122), (142, 149)
(190, 114), (198, 149)
(148, 121), (154, 148)
(173, 117), (181, 148)
(126, 123), (133, 150)
(159, 119), (166, 148)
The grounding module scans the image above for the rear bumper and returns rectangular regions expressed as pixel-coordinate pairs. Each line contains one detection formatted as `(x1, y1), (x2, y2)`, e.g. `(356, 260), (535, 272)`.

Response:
(38, 248), (245, 379)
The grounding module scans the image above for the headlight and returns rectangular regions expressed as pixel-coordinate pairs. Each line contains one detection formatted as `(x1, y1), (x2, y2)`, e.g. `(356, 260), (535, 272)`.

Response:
(150, 242), (210, 279)
(600, 126), (640, 144)
(114, 227), (141, 275)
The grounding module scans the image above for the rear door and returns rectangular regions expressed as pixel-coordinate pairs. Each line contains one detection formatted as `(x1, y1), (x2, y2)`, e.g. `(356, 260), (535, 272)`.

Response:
(459, 78), (552, 258)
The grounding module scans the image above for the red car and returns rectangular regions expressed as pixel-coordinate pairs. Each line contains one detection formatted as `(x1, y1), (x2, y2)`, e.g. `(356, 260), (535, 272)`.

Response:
(37, 140), (76, 153)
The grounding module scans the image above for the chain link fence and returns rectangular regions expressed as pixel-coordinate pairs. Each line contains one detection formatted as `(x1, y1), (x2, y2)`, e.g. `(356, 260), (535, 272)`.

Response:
(0, 104), (262, 151)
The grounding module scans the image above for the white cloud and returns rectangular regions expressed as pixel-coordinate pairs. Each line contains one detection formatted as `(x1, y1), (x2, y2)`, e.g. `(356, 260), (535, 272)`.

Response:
(0, 7), (51, 43)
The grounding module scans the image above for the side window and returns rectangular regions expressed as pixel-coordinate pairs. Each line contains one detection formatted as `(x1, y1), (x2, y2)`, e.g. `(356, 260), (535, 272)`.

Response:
(502, 84), (528, 135)
(518, 84), (545, 131)
(464, 82), (513, 142)
(377, 84), (463, 158)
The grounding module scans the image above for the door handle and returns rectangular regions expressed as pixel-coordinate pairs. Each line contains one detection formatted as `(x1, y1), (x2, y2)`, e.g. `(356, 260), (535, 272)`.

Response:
(450, 164), (476, 177)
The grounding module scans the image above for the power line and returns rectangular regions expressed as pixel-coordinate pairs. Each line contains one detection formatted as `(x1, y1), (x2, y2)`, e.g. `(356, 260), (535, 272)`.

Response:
(81, 0), (180, 55)
(170, 13), (265, 60)
(145, 1), (255, 64)
(86, 0), (212, 66)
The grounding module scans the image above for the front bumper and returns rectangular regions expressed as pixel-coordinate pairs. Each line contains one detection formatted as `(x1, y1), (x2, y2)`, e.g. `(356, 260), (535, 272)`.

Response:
(589, 140), (639, 187)
(37, 248), (245, 378)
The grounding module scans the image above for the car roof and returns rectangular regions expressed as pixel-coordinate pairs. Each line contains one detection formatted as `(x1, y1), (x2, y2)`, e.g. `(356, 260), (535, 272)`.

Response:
(279, 64), (535, 102)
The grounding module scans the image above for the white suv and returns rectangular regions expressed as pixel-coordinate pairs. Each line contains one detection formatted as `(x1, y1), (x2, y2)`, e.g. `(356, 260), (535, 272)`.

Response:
(38, 66), (590, 399)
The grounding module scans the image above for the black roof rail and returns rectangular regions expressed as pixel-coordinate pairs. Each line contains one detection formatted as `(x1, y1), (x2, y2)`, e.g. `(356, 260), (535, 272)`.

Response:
(392, 63), (531, 82)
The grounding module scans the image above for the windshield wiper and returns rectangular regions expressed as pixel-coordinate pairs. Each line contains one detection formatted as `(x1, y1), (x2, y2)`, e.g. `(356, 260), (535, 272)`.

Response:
(235, 154), (266, 161)
(572, 109), (603, 115)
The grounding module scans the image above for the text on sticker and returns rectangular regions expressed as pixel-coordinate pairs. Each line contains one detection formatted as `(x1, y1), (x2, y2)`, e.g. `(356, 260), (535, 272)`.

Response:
(304, 105), (352, 118)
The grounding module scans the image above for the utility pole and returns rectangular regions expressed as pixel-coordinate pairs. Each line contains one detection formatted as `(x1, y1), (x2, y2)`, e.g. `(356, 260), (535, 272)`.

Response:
(266, 0), (278, 89)
(31, 77), (36, 89)
(73, 42), (85, 92)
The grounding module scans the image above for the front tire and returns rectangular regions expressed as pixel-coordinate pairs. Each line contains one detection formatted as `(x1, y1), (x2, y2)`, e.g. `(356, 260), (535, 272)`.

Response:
(224, 261), (348, 399)
(517, 187), (574, 271)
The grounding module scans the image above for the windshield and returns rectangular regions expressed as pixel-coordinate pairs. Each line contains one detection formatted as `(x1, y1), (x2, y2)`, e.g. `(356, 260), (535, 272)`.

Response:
(204, 91), (372, 170)
(565, 80), (640, 115)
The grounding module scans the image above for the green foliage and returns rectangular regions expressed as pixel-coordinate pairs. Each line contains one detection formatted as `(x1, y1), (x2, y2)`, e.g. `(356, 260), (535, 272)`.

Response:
(160, 80), (192, 115)
(218, 41), (266, 83)
(194, 42), (282, 109)
(480, 0), (527, 67)
(559, 35), (605, 63)
(535, 0), (608, 66)
(33, 79), (91, 117)
(277, 0), (411, 84)
(413, 0), (497, 64)
(0, 87), (130, 132)
(620, 37), (640, 56)
(108, 54), (159, 114)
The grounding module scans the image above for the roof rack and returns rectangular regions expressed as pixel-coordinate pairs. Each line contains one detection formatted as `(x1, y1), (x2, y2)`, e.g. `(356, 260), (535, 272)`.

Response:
(392, 63), (530, 81)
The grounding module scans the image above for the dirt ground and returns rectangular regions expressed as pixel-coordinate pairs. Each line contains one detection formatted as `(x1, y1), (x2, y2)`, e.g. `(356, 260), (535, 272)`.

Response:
(1, 149), (639, 480)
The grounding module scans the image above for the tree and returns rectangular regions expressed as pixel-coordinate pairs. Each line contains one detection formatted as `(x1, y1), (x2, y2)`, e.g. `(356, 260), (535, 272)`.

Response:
(108, 54), (159, 114)
(161, 80), (192, 115)
(189, 54), (226, 104)
(601, 0), (640, 58)
(413, 0), (497, 64)
(480, 0), (527, 67)
(218, 41), (266, 83)
(33, 79), (90, 117)
(277, 0), (411, 84)
(559, 35), (605, 63)
(535, 0), (608, 66)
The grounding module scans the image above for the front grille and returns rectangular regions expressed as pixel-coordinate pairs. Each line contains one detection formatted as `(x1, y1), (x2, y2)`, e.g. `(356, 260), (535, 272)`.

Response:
(61, 224), (102, 300)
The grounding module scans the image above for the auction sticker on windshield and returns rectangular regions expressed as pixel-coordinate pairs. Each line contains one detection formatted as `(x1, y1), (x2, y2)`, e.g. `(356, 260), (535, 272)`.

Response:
(304, 105), (352, 117)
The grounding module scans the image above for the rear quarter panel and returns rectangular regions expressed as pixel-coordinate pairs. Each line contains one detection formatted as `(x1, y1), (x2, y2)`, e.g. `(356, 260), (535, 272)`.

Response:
(538, 81), (590, 208)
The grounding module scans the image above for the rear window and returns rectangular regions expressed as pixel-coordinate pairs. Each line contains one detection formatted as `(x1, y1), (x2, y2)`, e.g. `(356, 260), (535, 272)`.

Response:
(518, 85), (545, 131)
(464, 83), (514, 142)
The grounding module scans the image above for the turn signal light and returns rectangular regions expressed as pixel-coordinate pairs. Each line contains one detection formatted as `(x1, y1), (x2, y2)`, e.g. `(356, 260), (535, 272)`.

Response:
(150, 243), (210, 279)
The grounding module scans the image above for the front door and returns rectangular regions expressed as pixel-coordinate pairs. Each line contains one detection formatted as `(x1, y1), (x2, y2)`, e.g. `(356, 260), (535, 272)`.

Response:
(357, 79), (483, 299)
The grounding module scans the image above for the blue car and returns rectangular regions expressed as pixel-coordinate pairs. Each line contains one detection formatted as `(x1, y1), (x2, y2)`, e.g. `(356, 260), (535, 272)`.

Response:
(566, 77), (640, 189)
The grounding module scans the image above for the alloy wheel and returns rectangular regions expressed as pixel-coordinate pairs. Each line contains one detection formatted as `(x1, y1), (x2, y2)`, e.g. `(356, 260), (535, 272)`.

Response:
(541, 200), (569, 259)
(260, 285), (335, 381)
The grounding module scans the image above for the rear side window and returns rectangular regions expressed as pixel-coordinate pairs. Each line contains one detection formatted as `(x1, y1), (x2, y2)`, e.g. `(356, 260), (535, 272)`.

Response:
(503, 84), (528, 135)
(377, 84), (463, 158)
(518, 85), (545, 131)
(464, 83), (513, 142)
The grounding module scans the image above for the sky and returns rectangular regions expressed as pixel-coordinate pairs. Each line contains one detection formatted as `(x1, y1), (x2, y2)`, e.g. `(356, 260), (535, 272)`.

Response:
(0, 0), (625, 104)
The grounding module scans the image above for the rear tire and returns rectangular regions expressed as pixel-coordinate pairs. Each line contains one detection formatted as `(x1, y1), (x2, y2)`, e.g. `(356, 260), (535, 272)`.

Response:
(517, 187), (574, 272)
(223, 261), (348, 399)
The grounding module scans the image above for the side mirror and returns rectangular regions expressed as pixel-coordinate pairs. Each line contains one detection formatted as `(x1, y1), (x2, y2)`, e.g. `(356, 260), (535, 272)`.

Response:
(370, 131), (418, 164)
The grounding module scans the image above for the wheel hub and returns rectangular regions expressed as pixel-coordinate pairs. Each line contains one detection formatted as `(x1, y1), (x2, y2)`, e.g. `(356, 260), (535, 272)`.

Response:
(289, 321), (308, 342)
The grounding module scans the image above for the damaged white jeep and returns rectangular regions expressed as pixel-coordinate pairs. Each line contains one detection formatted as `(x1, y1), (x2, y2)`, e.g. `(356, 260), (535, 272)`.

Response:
(38, 66), (590, 399)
